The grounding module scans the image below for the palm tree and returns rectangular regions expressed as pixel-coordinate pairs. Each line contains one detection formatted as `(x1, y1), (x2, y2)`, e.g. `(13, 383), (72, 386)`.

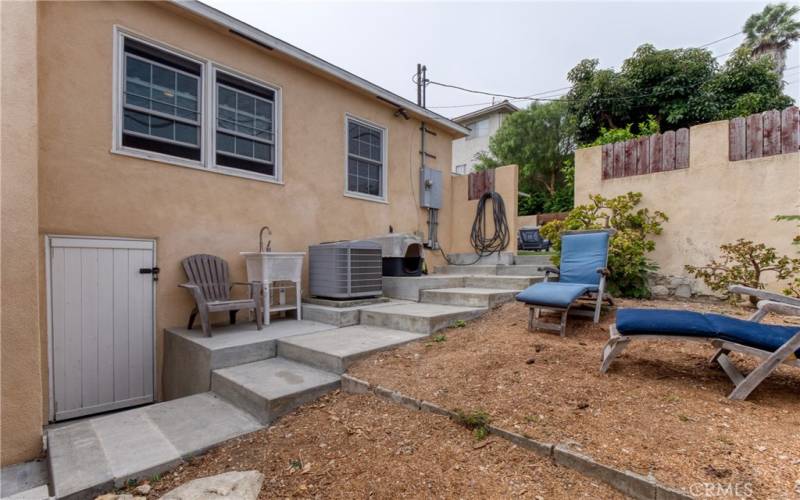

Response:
(742, 3), (800, 80)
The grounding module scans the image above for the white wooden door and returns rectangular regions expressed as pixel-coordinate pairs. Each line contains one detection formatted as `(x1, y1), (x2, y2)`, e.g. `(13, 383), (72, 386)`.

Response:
(48, 237), (156, 421)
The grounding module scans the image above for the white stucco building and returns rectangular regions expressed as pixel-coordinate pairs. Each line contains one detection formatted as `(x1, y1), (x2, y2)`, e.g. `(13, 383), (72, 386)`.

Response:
(451, 101), (519, 174)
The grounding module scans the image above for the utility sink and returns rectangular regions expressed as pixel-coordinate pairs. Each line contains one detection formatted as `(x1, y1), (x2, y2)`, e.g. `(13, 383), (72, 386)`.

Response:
(241, 252), (305, 325)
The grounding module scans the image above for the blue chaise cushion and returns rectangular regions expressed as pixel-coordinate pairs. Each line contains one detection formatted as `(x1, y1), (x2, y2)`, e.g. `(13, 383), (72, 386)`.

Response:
(516, 282), (598, 308)
(617, 308), (800, 354)
(559, 231), (610, 285)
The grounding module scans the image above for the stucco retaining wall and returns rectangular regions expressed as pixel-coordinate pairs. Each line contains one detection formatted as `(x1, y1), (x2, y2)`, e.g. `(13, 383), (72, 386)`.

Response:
(575, 120), (799, 294)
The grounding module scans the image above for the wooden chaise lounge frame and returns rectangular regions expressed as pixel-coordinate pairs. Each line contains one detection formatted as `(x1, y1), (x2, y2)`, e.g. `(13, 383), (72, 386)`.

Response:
(601, 285), (800, 400)
(528, 229), (616, 337)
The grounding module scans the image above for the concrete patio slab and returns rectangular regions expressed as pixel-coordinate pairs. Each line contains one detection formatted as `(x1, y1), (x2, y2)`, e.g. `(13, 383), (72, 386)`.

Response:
(0, 459), (50, 499)
(301, 299), (409, 327)
(163, 319), (336, 399)
(143, 392), (261, 457)
(46, 393), (261, 499)
(211, 358), (340, 424)
(277, 325), (426, 373)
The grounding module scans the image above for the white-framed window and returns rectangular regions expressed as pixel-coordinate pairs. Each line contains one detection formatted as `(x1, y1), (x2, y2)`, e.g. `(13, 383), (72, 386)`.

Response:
(213, 68), (279, 179)
(119, 35), (204, 162)
(466, 118), (489, 140)
(113, 27), (283, 184)
(345, 115), (387, 201)
(455, 164), (467, 175)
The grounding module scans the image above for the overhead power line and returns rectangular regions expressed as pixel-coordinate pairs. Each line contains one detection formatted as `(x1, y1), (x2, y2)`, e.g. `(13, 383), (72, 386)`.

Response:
(428, 30), (752, 111)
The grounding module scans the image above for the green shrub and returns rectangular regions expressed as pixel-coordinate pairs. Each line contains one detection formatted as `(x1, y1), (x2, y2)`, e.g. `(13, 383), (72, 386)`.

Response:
(452, 409), (491, 441)
(588, 115), (660, 147)
(685, 239), (800, 304)
(540, 192), (668, 298)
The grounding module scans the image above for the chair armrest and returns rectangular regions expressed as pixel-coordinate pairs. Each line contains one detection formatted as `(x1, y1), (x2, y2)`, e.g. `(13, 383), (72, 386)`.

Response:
(596, 267), (610, 277)
(538, 265), (560, 282)
(729, 285), (800, 307)
(179, 283), (205, 304)
(538, 266), (560, 275)
(231, 281), (261, 300)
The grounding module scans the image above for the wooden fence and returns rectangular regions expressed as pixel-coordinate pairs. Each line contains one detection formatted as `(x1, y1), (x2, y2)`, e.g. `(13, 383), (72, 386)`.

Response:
(729, 106), (799, 161)
(601, 128), (690, 179)
(467, 169), (495, 200)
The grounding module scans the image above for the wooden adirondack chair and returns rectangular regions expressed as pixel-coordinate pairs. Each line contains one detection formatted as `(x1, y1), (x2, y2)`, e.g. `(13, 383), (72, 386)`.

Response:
(179, 254), (262, 337)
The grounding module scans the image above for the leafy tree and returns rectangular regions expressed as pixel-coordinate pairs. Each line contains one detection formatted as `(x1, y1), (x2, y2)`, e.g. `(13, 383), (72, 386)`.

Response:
(589, 115), (660, 147)
(540, 192), (668, 298)
(474, 101), (575, 213)
(566, 44), (793, 145)
(685, 239), (800, 304)
(742, 2), (800, 79)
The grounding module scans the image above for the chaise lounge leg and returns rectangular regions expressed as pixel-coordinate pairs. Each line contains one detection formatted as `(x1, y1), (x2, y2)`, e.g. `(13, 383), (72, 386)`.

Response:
(600, 336), (630, 373)
(559, 309), (569, 337)
(593, 296), (603, 323)
(727, 338), (800, 400)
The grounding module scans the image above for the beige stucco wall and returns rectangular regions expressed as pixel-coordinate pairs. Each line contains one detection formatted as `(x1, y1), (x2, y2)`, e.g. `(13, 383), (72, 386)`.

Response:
(450, 164), (518, 254)
(27, 0), (459, 435)
(517, 214), (538, 228)
(575, 120), (799, 292)
(1, 1), (45, 465)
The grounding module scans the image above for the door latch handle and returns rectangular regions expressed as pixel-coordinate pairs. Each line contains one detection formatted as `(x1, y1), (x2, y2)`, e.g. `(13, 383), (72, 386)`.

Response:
(139, 267), (160, 281)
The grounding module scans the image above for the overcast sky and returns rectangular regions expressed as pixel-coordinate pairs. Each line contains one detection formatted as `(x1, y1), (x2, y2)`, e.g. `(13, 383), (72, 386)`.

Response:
(205, 1), (799, 119)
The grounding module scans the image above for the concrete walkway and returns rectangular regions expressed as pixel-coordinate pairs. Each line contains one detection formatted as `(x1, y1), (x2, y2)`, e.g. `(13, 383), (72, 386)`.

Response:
(47, 392), (260, 498)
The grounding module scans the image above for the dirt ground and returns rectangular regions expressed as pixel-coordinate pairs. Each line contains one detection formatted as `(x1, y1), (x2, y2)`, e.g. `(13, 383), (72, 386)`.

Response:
(349, 299), (800, 499)
(118, 392), (622, 499)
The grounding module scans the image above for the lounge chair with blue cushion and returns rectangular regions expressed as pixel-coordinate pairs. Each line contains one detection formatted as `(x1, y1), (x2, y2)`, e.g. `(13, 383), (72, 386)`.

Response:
(516, 229), (615, 337)
(601, 285), (800, 400)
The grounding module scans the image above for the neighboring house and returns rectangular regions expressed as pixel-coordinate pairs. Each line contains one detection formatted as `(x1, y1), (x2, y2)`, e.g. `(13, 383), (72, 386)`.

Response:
(451, 100), (519, 174)
(0, 0), (468, 467)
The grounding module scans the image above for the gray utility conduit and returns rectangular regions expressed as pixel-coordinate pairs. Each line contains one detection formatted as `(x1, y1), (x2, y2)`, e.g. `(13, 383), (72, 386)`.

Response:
(439, 191), (510, 266)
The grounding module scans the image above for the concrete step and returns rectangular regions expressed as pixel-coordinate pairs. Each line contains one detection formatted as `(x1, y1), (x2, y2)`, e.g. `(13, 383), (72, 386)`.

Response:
(211, 358), (340, 424)
(163, 319), (336, 400)
(446, 252), (514, 265)
(420, 287), (517, 308)
(301, 299), (404, 327)
(277, 325), (425, 374)
(359, 302), (485, 334)
(496, 264), (545, 276)
(383, 275), (467, 301)
(432, 264), (498, 275)
(463, 275), (542, 290)
(47, 392), (261, 499)
(514, 254), (554, 265)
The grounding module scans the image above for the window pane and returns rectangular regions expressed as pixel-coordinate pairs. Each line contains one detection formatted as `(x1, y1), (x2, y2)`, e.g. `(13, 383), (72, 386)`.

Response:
(177, 73), (198, 101)
(348, 174), (358, 192)
(175, 122), (198, 145)
(253, 141), (269, 161)
(150, 116), (174, 141)
(237, 93), (254, 115)
(235, 136), (254, 157)
(368, 179), (379, 196)
(219, 87), (237, 111)
(124, 109), (150, 135)
(217, 132), (235, 153)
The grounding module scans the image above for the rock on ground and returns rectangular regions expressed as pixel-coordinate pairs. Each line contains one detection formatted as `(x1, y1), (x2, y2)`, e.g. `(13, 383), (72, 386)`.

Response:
(161, 471), (264, 500)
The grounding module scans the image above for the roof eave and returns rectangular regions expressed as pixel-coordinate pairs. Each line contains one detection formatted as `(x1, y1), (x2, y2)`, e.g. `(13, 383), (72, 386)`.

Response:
(172, 1), (470, 137)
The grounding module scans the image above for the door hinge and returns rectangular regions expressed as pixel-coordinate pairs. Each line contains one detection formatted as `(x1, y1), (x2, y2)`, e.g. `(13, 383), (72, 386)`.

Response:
(139, 267), (160, 281)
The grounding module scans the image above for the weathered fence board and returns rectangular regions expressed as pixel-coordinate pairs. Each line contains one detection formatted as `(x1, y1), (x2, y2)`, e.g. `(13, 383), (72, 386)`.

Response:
(599, 106), (798, 177)
(623, 139), (637, 176)
(613, 142), (624, 178)
(601, 144), (613, 179)
(468, 169), (494, 200)
(746, 113), (763, 159)
(649, 134), (663, 173)
(729, 117), (746, 161)
(636, 137), (650, 175)
(662, 130), (676, 171)
(763, 109), (781, 156)
(675, 128), (689, 169)
(781, 106), (800, 154)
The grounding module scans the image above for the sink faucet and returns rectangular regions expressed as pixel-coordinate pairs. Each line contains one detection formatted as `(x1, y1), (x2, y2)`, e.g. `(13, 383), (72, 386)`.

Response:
(259, 226), (272, 253)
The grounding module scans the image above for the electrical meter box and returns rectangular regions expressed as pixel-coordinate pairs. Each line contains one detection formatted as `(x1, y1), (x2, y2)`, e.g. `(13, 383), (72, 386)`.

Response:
(419, 167), (442, 209)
